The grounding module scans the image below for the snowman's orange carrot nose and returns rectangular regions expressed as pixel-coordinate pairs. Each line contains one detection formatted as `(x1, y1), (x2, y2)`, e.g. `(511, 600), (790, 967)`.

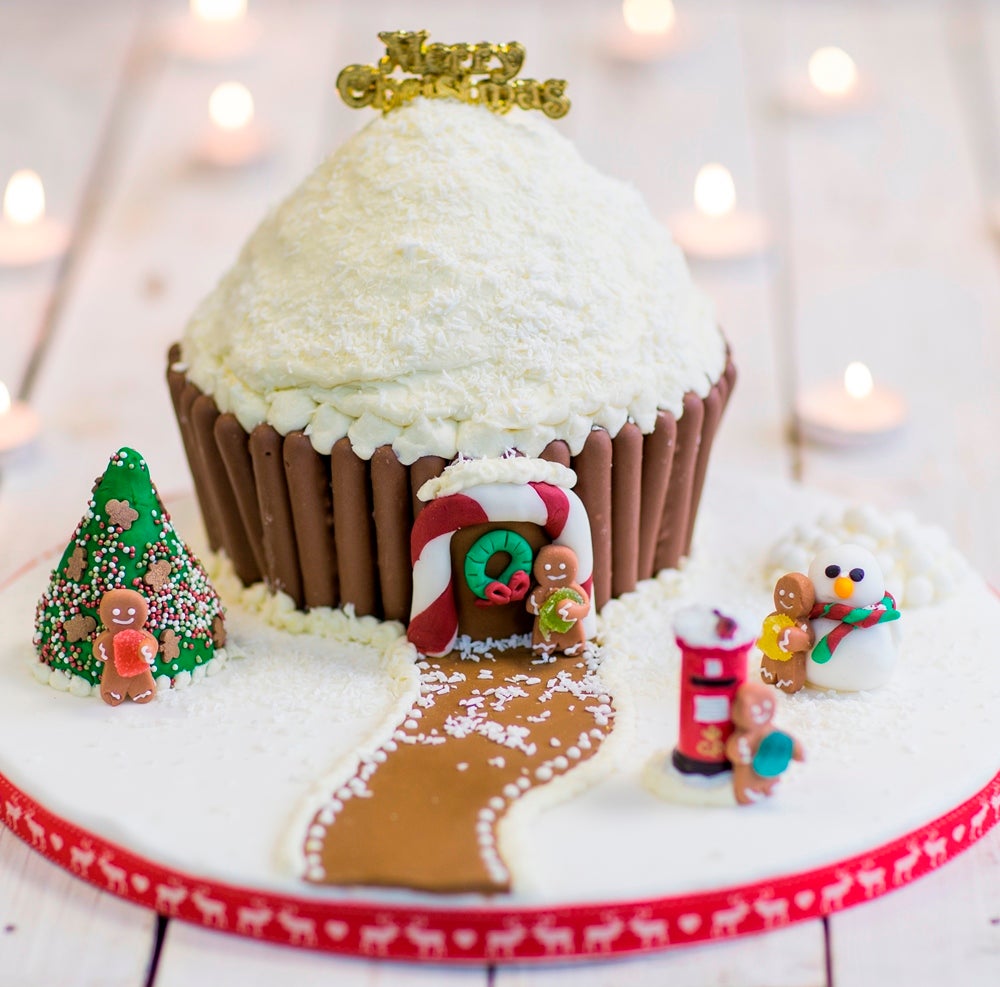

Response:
(834, 576), (854, 599)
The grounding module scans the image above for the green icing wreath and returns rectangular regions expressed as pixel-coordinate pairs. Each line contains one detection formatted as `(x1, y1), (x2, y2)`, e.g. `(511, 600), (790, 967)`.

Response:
(464, 529), (534, 599)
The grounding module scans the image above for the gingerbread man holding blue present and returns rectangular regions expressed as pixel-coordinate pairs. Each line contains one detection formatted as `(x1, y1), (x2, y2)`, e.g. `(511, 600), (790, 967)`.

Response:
(725, 681), (804, 806)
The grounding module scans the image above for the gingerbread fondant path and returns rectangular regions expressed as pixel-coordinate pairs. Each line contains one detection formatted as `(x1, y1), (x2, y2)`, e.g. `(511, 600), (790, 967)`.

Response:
(302, 646), (613, 894)
(1, 473), (999, 962)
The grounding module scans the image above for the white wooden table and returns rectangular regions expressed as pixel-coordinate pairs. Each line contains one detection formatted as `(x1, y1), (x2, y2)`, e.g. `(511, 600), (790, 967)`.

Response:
(2, 1), (998, 983)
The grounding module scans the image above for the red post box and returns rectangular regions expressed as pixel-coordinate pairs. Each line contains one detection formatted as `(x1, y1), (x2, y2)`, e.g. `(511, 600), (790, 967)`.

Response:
(672, 605), (755, 777)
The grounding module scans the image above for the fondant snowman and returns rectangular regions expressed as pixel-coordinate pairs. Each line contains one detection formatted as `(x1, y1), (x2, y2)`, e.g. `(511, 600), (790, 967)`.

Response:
(806, 544), (901, 691)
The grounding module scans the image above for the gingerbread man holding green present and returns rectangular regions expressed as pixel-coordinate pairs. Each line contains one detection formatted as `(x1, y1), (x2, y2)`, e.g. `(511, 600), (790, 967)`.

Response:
(92, 588), (158, 706)
(526, 545), (590, 657)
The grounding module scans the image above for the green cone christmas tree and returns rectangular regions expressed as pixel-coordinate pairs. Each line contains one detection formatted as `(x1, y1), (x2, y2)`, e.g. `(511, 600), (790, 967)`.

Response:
(34, 447), (226, 694)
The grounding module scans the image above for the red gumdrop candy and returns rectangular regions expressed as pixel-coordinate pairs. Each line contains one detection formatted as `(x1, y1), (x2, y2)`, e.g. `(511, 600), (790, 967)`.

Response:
(113, 629), (154, 677)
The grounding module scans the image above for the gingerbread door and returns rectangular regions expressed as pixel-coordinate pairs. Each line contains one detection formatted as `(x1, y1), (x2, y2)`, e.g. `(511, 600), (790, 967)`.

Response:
(449, 521), (549, 642)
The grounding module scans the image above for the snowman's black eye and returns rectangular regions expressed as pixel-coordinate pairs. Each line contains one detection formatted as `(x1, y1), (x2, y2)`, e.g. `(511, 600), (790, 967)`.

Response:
(850, 568), (865, 582)
(825, 565), (841, 578)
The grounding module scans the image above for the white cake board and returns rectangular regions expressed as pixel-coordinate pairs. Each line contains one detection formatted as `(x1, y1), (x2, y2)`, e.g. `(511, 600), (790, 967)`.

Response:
(1, 473), (998, 962)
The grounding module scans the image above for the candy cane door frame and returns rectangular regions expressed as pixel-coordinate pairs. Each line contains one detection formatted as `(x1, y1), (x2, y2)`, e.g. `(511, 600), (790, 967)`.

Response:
(408, 482), (595, 657)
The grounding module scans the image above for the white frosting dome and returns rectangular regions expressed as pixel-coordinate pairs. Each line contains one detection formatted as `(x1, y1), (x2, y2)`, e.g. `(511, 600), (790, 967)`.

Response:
(182, 98), (726, 463)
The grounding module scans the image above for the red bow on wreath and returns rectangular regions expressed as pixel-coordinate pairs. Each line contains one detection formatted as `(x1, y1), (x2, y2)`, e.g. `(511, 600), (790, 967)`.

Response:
(476, 570), (531, 608)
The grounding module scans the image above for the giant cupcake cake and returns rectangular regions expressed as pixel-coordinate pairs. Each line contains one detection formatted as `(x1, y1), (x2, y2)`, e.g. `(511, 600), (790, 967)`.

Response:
(168, 79), (733, 623)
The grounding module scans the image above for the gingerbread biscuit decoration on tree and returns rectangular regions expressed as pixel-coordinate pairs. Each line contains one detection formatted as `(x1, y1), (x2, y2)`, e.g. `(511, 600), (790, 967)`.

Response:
(526, 545), (591, 657)
(726, 681), (804, 805)
(758, 572), (815, 694)
(92, 589), (158, 705)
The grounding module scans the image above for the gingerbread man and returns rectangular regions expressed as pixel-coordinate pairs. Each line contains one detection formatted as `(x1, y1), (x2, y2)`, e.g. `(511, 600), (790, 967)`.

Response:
(726, 681), (804, 806)
(92, 588), (158, 706)
(757, 572), (815, 694)
(526, 545), (590, 657)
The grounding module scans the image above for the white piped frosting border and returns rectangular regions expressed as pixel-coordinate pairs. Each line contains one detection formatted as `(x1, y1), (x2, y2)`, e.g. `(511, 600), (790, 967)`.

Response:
(417, 456), (576, 502)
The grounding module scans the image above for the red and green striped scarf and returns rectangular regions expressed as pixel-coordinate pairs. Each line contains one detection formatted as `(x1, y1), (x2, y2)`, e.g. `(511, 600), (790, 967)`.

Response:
(809, 593), (900, 665)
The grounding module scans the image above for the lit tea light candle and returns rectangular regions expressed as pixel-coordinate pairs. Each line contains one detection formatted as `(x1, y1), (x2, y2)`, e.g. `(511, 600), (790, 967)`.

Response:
(781, 46), (869, 115)
(0, 380), (41, 456)
(694, 163), (735, 216)
(163, 0), (261, 63)
(809, 46), (858, 97)
(194, 0), (247, 20)
(796, 362), (907, 446)
(0, 170), (69, 267)
(197, 81), (269, 168)
(606, 0), (684, 62)
(670, 164), (769, 261)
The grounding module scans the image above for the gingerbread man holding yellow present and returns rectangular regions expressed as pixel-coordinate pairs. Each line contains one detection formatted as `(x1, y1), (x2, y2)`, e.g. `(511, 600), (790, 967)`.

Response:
(758, 572), (815, 694)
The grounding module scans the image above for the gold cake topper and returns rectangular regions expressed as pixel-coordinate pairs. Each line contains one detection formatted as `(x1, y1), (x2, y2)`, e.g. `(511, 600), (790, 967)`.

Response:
(336, 31), (570, 119)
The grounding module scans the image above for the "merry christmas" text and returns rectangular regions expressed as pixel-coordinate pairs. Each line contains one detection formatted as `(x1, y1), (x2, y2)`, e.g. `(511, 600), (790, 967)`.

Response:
(336, 31), (571, 119)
